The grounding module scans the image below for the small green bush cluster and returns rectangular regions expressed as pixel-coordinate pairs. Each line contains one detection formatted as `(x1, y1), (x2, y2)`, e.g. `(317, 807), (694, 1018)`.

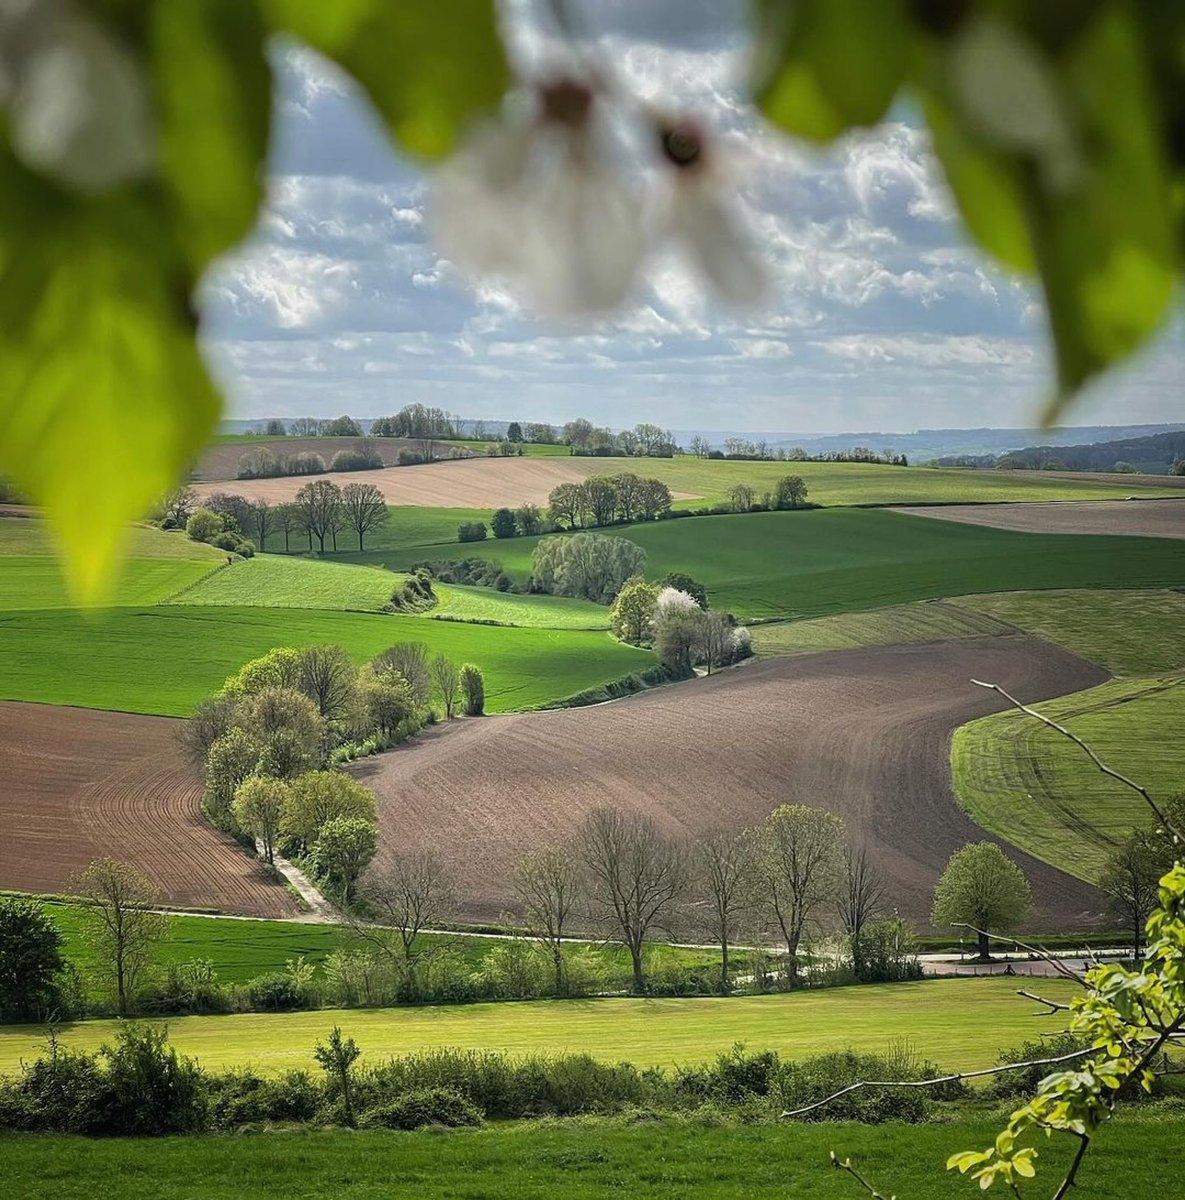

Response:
(416, 556), (515, 592)
(456, 520), (488, 542)
(237, 448), (328, 479)
(389, 570), (437, 613)
(184, 507), (254, 557)
(329, 443), (384, 472)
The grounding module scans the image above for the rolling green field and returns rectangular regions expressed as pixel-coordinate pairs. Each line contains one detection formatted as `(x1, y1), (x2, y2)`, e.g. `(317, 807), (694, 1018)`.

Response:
(751, 600), (1013, 656)
(0, 977), (1076, 1075)
(165, 554), (401, 612)
(361, 510), (1185, 619)
(433, 584), (610, 629)
(6, 1116), (1177, 1200)
(0, 606), (652, 715)
(952, 673), (1185, 881)
(441, 439), (572, 457)
(952, 589), (1185, 676)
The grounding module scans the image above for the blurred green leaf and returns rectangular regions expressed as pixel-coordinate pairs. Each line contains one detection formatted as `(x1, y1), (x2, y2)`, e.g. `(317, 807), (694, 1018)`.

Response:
(151, 0), (272, 273)
(264, 0), (509, 158)
(756, 0), (909, 140)
(0, 158), (219, 604)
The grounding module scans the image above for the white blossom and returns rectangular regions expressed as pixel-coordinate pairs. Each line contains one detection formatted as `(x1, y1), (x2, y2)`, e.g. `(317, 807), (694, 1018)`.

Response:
(654, 586), (700, 619)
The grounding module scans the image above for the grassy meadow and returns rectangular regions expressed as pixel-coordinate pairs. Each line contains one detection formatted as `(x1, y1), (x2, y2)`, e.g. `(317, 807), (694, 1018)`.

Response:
(433, 583), (610, 628)
(0, 977), (1077, 1076)
(7, 1116), (1178, 1200)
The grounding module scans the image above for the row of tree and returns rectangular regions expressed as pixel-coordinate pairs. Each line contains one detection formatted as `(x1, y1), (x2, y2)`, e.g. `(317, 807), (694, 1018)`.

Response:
(547, 474), (674, 529)
(688, 438), (909, 466)
(560, 419), (677, 457)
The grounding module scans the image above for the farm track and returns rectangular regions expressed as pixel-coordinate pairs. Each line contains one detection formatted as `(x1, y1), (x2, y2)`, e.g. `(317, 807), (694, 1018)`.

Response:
(0, 702), (298, 918)
(893, 498), (1185, 539)
(350, 636), (1108, 931)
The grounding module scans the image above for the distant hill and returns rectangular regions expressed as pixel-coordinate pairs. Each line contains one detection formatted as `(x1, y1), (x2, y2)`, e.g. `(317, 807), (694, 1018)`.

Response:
(932, 428), (1185, 474)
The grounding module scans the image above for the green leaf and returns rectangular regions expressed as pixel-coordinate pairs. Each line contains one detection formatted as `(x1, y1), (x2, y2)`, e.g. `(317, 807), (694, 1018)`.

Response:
(263, 0), (509, 159)
(151, 0), (272, 274)
(755, 0), (910, 141)
(0, 158), (219, 604)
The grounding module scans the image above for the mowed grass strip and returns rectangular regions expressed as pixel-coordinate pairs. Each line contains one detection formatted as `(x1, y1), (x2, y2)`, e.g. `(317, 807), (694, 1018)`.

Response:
(0, 606), (652, 716)
(952, 673), (1185, 881)
(751, 600), (1013, 656)
(165, 554), (401, 612)
(432, 584), (610, 629)
(6, 1117), (1177, 1200)
(951, 588), (1185, 675)
(0, 977), (1077, 1076)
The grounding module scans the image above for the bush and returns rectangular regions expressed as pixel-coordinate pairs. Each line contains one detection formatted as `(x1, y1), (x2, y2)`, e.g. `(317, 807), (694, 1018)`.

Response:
(186, 508), (223, 543)
(490, 507), (516, 538)
(237, 447), (282, 479)
(359, 1087), (482, 1130)
(242, 960), (318, 1012)
(285, 451), (327, 476)
(207, 1069), (319, 1128)
(460, 664), (485, 715)
(396, 449), (427, 466)
(457, 521), (488, 543)
(330, 444), (383, 471)
(211, 531), (240, 551)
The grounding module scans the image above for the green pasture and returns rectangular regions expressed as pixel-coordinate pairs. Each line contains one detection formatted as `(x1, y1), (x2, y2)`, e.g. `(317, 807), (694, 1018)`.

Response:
(340, 505), (493, 556)
(953, 588), (1185, 676)
(440, 439), (571, 457)
(6, 1115), (1176, 1200)
(0, 605), (652, 716)
(165, 554), (401, 612)
(751, 600), (1013, 656)
(433, 583), (610, 629)
(358, 510), (1185, 620)
(953, 673), (1185, 881)
(0, 977), (1077, 1076)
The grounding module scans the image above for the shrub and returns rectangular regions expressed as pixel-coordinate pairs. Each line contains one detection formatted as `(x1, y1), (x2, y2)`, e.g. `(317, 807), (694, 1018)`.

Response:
(0, 897), (67, 1022)
(285, 451), (326, 476)
(93, 1024), (207, 1135)
(211, 531), (240, 552)
(330, 443), (383, 471)
(490, 507), (516, 538)
(397, 449), (427, 466)
(242, 960), (318, 1012)
(237, 447), (282, 479)
(185, 508), (223, 543)
(359, 1087), (482, 1130)
(460, 664), (485, 715)
(207, 1068), (319, 1128)
(457, 521), (488, 542)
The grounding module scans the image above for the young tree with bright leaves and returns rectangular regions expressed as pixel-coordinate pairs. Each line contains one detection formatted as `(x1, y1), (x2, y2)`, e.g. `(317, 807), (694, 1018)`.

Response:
(431, 653), (461, 718)
(0, 897), (66, 1021)
(293, 479), (343, 553)
(373, 642), (432, 708)
(74, 858), (167, 1016)
(931, 842), (1033, 961)
(314, 1026), (361, 1127)
(532, 532), (646, 603)
(838, 843), (887, 981)
(296, 644), (356, 721)
(693, 827), (758, 992)
(773, 475), (808, 509)
(232, 775), (290, 865)
(609, 576), (659, 645)
(1099, 830), (1170, 959)
(312, 815), (377, 905)
(203, 726), (261, 827)
(459, 663), (485, 716)
(756, 804), (845, 985)
(577, 806), (685, 993)
(357, 668), (416, 738)
(340, 481), (389, 550)
(185, 507), (223, 543)
(281, 771), (376, 850)
(490, 506), (516, 538)
(514, 843), (581, 996)
(546, 482), (585, 530)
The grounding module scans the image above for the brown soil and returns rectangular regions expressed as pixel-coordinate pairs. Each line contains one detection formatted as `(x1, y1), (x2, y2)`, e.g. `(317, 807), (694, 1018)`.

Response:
(194, 437), (445, 483)
(893, 499), (1185, 539)
(192, 455), (697, 509)
(0, 702), (299, 917)
(350, 636), (1107, 931)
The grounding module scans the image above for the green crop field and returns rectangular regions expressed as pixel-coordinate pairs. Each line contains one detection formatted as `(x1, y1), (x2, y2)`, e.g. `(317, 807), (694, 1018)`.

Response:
(952, 589), (1185, 676)
(440, 439), (572, 457)
(5, 1115), (1176, 1200)
(751, 600), (1013, 656)
(165, 554), (401, 612)
(0, 976), (1076, 1076)
(433, 584), (610, 629)
(953, 673), (1185, 881)
(0, 606), (651, 716)
(359, 510), (1185, 620)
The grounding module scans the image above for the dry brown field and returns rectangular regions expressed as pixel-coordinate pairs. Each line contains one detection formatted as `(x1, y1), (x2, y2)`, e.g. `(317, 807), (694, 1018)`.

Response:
(350, 636), (1107, 931)
(893, 498), (1185, 539)
(193, 437), (444, 482)
(0, 702), (299, 917)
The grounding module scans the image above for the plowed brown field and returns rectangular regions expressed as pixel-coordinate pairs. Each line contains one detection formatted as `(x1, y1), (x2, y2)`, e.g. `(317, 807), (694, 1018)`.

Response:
(192, 456), (697, 509)
(0, 702), (298, 917)
(195, 437), (436, 482)
(894, 499), (1185, 538)
(350, 636), (1107, 931)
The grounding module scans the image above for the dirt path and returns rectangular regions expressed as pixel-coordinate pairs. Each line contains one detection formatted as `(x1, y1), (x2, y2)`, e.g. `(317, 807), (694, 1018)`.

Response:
(350, 636), (1107, 931)
(893, 498), (1185, 539)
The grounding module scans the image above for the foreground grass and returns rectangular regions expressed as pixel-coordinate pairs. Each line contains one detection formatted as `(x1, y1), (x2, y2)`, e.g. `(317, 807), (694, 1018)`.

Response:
(432, 584), (610, 629)
(0, 978), (1077, 1076)
(953, 673), (1185, 881)
(165, 555), (401, 612)
(0, 606), (652, 715)
(952, 588), (1185, 675)
(6, 1115), (1179, 1199)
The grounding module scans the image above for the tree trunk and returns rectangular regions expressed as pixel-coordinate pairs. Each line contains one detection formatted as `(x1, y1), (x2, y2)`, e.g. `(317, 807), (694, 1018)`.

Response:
(317, 531), (325, 552)
(358, 529), (364, 551)
(630, 944), (645, 993)
(977, 929), (991, 961)
(720, 936), (730, 993)
(552, 946), (565, 997)
(116, 946), (127, 1015)
(1134, 912), (1142, 961)
(284, 528), (290, 552)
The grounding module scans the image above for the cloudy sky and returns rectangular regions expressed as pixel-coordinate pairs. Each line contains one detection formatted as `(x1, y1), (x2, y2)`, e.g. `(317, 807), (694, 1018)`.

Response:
(199, 0), (1182, 437)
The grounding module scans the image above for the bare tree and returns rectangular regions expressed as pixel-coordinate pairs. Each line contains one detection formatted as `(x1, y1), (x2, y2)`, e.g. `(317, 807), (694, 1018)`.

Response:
(293, 479), (343, 553)
(274, 503), (298, 552)
(296, 644), (356, 720)
(373, 642), (432, 707)
(340, 482), (389, 551)
(838, 843), (886, 980)
(159, 486), (196, 526)
(514, 844), (581, 995)
(577, 806), (685, 993)
(74, 858), (167, 1015)
(694, 610), (734, 675)
(247, 497), (272, 551)
(693, 826), (757, 991)
(756, 804), (845, 985)
(431, 653), (461, 719)
(726, 482), (754, 513)
(1098, 831), (1168, 959)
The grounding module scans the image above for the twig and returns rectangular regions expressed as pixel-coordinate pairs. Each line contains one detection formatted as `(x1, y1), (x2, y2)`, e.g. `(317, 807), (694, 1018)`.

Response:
(951, 922), (1087, 985)
(1051, 1132), (1091, 1200)
(830, 1153), (895, 1200)
(1017, 989), (1072, 1015)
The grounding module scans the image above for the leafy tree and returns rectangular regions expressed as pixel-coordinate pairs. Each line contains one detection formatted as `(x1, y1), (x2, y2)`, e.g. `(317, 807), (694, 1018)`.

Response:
(340, 482), (389, 550)
(460, 663), (485, 716)
(756, 804), (845, 985)
(185, 507), (223, 543)
(772, 475), (808, 509)
(181, 692), (240, 765)
(652, 593), (704, 674)
(514, 502), (542, 536)
(203, 726), (262, 827)
(611, 471), (644, 522)
(232, 775), (290, 865)
(263, 418), (287, 437)
(358, 668), (416, 738)
(506, 421), (523, 442)
(531, 532), (646, 603)
(296, 644), (357, 721)
(636, 477), (673, 520)
(932, 842), (1033, 960)
(222, 646), (301, 697)
(0, 897), (66, 1022)
(293, 479), (343, 553)
(546, 482), (586, 530)
(609, 577), (659, 645)
(312, 815), (377, 904)
(727, 482), (755, 513)
(1099, 830), (1170, 958)
(457, 520), (487, 543)
(373, 642), (433, 708)
(74, 858), (167, 1016)
(525, 422), (556, 444)
(661, 572), (708, 608)
(322, 415), (363, 437)
(240, 686), (325, 753)
(490, 507), (517, 538)
(583, 476), (619, 526)
(282, 770), (376, 850)
(694, 610), (734, 674)
(514, 844), (581, 996)
(432, 653), (461, 719)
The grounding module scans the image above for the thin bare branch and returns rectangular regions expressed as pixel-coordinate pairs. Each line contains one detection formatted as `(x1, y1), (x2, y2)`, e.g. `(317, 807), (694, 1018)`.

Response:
(1017, 989), (1072, 1015)
(830, 1153), (895, 1200)
(1051, 1133), (1091, 1200)
(952, 921), (1087, 985)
